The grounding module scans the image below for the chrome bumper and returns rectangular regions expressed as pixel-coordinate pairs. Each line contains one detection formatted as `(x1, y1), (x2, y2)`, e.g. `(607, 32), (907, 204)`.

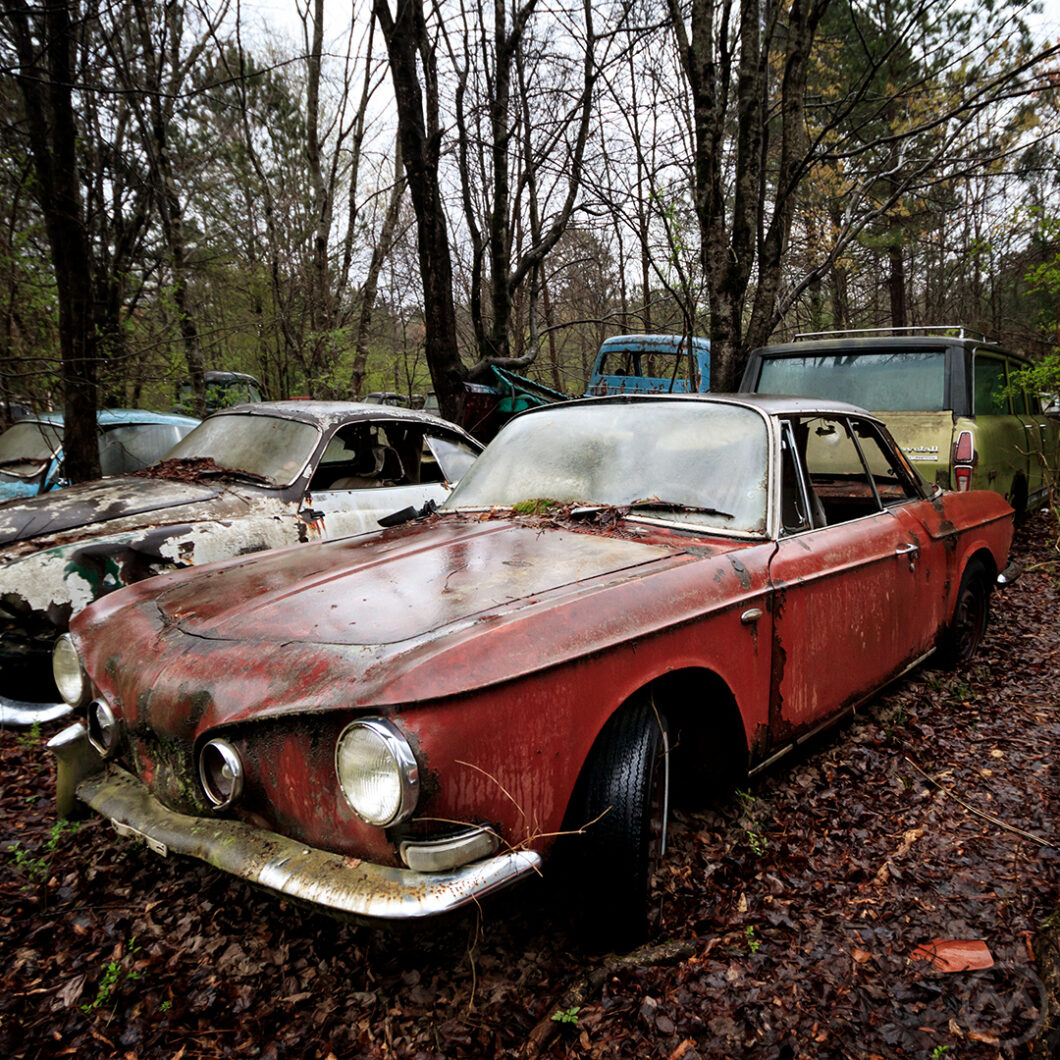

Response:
(997, 561), (1021, 587)
(0, 694), (73, 727)
(48, 723), (541, 921)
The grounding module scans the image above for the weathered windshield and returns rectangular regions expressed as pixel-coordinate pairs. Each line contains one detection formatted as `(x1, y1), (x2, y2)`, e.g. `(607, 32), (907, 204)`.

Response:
(0, 421), (63, 477)
(99, 423), (197, 476)
(444, 401), (769, 534)
(757, 350), (947, 411)
(163, 414), (319, 487)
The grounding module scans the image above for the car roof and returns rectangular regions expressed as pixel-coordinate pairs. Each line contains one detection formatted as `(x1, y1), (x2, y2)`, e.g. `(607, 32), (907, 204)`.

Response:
(751, 334), (1018, 360)
(19, 409), (200, 428)
(208, 400), (478, 437)
(599, 333), (710, 351)
(533, 391), (876, 421)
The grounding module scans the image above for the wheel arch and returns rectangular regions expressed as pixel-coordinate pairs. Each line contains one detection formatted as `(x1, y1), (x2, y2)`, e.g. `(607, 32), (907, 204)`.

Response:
(565, 666), (749, 822)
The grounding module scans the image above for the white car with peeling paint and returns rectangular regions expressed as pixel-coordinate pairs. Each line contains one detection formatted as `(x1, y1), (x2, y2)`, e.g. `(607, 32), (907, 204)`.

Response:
(0, 401), (481, 723)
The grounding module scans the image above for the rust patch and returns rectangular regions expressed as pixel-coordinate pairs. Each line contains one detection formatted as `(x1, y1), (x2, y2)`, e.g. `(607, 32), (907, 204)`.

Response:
(729, 557), (752, 590)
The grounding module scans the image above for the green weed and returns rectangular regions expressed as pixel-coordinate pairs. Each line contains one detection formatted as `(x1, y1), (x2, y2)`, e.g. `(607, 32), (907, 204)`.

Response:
(81, 937), (143, 1014)
(550, 1005), (581, 1025)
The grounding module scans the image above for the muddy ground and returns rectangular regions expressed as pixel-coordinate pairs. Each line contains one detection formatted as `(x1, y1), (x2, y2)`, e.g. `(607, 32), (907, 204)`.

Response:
(2, 512), (1057, 1059)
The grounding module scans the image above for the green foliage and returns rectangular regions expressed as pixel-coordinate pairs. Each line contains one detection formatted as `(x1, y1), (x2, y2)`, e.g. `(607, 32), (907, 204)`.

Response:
(550, 1005), (581, 1025)
(745, 925), (760, 953)
(81, 936), (143, 1014)
(736, 790), (768, 856)
(511, 498), (560, 516)
(16, 720), (42, 751)
(8, 820), (78, 904)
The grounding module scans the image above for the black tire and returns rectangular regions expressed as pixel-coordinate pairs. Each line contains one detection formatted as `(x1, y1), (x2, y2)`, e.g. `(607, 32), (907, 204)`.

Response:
(937, 560), (990, 668)
(572, 699), (669, 946)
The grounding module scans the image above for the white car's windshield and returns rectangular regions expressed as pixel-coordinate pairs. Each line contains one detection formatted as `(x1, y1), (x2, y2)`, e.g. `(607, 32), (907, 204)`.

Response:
(163, 414), (319, 487)
(0, 421), (63, 477)
(444, 401), (769, 535)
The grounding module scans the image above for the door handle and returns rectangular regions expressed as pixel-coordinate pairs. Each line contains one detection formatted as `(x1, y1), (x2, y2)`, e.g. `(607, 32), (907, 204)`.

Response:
(895, 542), (919, 556)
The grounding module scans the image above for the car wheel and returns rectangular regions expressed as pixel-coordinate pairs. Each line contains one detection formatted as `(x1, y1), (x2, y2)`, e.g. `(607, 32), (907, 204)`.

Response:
(573, 699), (669, 946)
(937, 560), (990, 668)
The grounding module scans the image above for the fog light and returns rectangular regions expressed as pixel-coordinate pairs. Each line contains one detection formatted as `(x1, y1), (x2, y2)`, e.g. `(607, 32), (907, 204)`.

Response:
(53, 634), (90, 708)
(87, 699), (119, 758)
(335, 718), (418, 827)
(199, 739), (244, 810)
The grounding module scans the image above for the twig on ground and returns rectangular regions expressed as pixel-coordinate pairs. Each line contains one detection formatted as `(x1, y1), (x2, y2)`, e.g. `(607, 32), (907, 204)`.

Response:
(522, 938), (697, 1058)
(904, 756), (1058, 850)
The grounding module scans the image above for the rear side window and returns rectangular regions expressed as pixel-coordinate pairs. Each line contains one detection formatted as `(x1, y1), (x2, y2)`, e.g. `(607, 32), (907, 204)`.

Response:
(973, 354), (1010, 415)
(756, 350), (947, 411)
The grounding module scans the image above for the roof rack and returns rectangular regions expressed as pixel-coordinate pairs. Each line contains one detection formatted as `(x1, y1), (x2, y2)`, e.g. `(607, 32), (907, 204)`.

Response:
(793, 326), (992, 343)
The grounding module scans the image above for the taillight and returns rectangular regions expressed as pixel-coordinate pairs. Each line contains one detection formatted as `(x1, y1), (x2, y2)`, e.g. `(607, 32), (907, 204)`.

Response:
(953, 430), (975, 491)
(954, 430), (975, 464)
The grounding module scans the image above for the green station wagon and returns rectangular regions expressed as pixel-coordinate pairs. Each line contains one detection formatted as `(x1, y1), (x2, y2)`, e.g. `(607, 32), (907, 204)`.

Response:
(740, 328), (1059, 516)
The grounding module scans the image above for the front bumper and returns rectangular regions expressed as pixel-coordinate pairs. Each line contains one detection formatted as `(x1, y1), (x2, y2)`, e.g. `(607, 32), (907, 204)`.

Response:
(48, 723), (541, 921)
(0, 694), (73, 727)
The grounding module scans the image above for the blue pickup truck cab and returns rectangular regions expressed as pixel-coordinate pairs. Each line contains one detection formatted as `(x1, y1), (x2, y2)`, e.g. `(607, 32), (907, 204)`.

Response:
(585, 334), (711, 396)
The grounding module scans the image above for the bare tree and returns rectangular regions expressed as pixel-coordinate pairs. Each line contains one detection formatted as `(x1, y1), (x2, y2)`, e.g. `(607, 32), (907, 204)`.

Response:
(372, 0), (466, 421)
(3, 0), (100, 480)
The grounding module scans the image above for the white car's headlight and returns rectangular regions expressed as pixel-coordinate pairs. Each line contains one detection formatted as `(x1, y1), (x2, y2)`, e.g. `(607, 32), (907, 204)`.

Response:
(335, 718), (419, 827)
(52, 634), (90, 708)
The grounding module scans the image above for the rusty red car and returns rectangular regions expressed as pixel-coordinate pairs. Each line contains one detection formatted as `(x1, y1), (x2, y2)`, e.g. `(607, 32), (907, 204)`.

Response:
(49, 395), (1016, 939)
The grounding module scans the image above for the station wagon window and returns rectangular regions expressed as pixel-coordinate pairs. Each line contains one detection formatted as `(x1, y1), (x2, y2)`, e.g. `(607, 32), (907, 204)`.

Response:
(973, 354), (1010, 415)
(1010, 379), (1029, 415)
(757, 350), (947, 411)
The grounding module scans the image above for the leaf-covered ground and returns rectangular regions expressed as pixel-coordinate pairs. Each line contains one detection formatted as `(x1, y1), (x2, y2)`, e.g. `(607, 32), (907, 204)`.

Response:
(2, 513), (1057, 1059)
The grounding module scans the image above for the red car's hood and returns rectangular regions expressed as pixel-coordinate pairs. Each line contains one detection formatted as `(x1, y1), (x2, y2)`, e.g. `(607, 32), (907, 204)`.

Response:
(154, 516), (674, 645)
(75, 515), (766, 736)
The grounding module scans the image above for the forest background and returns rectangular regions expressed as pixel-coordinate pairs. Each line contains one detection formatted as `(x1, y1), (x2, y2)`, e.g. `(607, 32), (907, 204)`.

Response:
(1, 0), (1059, 479)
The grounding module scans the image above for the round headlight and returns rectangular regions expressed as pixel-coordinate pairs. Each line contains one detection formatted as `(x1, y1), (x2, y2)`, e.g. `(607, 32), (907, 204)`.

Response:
(52, 634), (90, 708)
(335, 718), (419, 827)
(87, 699), (120, 758)
(199, 739), (244, 810)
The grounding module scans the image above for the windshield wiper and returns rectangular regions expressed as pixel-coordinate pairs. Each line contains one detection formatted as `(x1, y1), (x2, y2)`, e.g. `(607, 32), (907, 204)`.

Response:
(196, 468), (271, 485)
(627, 499), (734, 520)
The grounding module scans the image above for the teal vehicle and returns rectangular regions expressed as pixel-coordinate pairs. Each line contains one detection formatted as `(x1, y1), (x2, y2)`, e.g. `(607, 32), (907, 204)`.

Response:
(0, 409), (200, 503)
(586, 334), (711, 396)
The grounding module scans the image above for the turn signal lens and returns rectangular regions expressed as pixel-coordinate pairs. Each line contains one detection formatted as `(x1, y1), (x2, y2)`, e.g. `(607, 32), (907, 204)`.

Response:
(52, 634), (90, 708)
(954, 465), (973, 491)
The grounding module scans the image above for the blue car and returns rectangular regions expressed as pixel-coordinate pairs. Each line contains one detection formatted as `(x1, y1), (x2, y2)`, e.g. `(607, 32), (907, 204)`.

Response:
(0, 409), (200, 503)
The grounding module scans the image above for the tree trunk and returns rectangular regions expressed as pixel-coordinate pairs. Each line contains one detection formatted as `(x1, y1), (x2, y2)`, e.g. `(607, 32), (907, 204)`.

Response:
(7, 0), (100, 481)
(373, 0), (466, 423)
